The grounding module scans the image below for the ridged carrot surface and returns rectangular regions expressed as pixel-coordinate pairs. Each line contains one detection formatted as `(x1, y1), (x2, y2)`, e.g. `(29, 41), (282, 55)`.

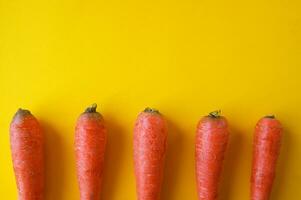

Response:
(75, 104), (107, 200)
(10, 109), (44, 200)
(195, 111), (229, 200)
(251, 116), (282, 200)
(133, 108), (168, 200)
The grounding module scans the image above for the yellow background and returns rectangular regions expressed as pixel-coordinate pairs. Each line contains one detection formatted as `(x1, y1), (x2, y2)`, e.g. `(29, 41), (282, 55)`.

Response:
(0, 0), (300, 199)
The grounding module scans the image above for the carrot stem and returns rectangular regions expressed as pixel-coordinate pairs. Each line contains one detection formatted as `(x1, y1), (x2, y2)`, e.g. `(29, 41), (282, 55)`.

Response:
(16, 108), (31, 115)
(13, 108), (32, 120)
(144, 107), (160, 114)
(209, 110), (221, 118)
(85, 103), (98, 113)
(264, 115), (275, 119)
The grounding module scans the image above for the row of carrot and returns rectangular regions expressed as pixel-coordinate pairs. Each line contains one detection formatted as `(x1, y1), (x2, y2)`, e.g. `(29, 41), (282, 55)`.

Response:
(9, 104), (282, 200)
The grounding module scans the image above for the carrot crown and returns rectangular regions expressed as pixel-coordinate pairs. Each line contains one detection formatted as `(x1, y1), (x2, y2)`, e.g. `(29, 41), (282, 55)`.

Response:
(12, 108), (33, 121)
(144, 107), (160, 114)
(85, 103), (98, 113)
(208, 110), (221, 118)
(16, 108), (31, 115)
(264, 115), (275, 119)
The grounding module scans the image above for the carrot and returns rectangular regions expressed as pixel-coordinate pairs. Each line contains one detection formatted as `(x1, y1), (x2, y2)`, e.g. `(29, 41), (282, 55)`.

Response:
(10, 109), (44, 200)
(75, 104), (107, 200)
(134, 108), (168, 200)
(195, 110), (229, 200)
(251, 115), (282, 200)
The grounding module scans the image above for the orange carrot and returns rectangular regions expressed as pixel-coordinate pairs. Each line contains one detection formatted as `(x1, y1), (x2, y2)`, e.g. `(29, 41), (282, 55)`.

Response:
(195, 110), (229, 200)
(10, 109), (44, 200)
(75, 104), (107, 200)
(134, 108), (168, 200)
(251, 115), (282, 200)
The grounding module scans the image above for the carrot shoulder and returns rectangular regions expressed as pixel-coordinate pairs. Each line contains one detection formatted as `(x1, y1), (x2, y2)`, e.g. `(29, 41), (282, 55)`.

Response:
(75, 104), (107, 200)
(134, 108), (168, 200)
(251, 116), (282, 200)
(195, 111), (229, 200)
(10, 109), (44, 200)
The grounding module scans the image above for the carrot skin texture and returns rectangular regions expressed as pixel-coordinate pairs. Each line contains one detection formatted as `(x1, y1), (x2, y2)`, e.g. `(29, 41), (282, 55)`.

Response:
(10, 109), (44, 200)
(195, 114), (229, 200)
(75, 105), (107, 200)
(251, 117), (282, 200)
(134, 109), (167, 200)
